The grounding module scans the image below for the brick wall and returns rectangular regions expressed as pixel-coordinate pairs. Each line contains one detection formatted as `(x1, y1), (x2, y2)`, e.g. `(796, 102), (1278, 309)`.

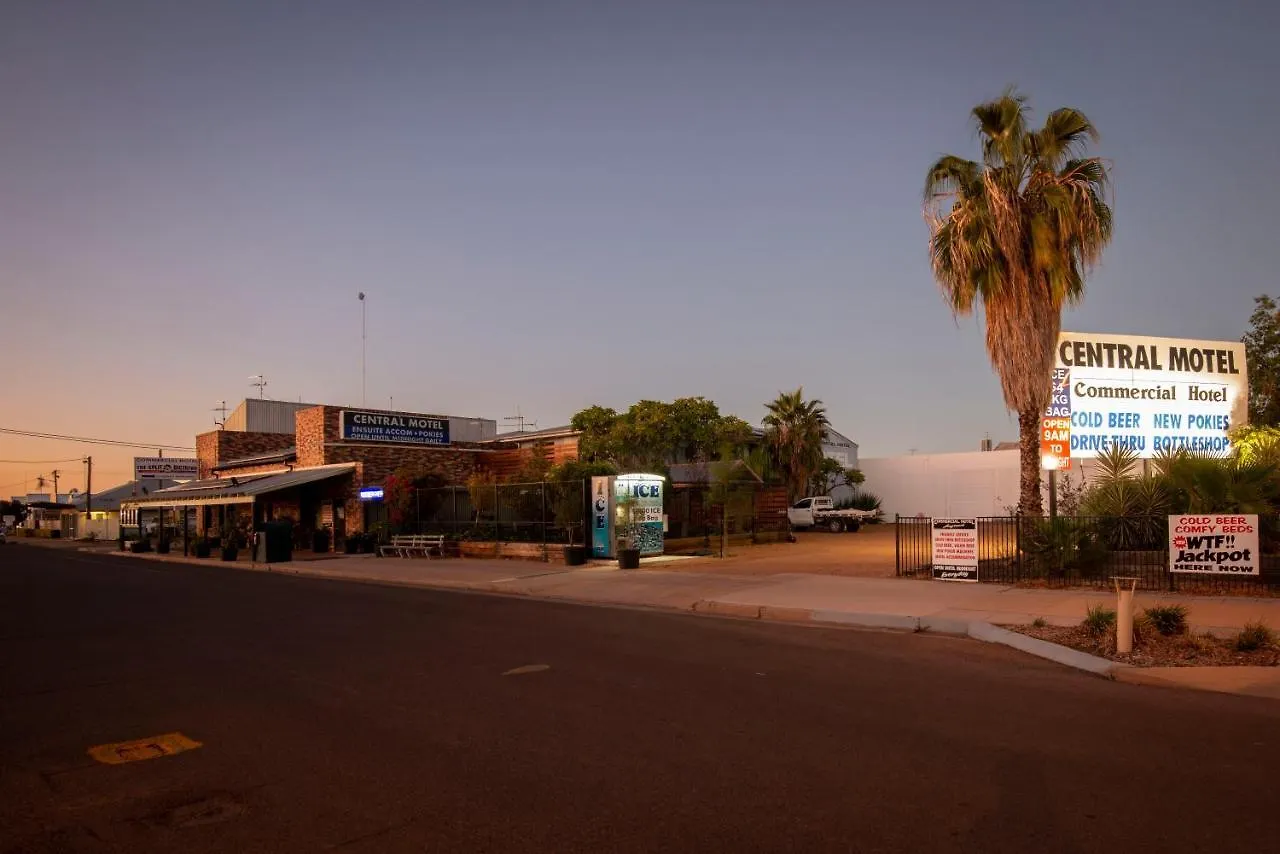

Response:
(295, 406), (326, 468)
(196, 430), (297, 479)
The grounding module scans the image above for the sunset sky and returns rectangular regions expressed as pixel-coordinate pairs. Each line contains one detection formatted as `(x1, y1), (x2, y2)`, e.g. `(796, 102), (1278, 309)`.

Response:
(3, 0), (1276, 497)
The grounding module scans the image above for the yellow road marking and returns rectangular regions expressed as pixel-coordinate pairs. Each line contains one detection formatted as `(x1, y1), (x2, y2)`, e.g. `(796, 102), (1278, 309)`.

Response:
(88, 732), (202, 765)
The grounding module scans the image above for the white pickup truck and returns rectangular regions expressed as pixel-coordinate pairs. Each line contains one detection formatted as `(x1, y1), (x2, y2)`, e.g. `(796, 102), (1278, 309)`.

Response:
(787, 496), (877, 533)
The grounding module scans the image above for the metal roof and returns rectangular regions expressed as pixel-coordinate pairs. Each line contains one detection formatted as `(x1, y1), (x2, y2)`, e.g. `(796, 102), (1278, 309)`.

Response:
(121, 464), (356, 508)
(214, 447), (298, 469)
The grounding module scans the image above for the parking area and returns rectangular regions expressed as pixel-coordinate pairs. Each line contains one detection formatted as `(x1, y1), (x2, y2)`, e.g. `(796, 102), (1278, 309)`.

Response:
(669, 524), (898, 577)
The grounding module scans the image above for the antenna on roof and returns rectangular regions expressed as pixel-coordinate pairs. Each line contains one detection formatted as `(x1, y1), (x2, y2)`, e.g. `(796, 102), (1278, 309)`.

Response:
(504, 406), (537, 433)
(249, 375), (267, 399)
(213, 400), (228, 430)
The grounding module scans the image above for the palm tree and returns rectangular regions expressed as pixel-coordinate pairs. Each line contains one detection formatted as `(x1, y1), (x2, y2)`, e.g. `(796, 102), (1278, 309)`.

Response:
(763, 388), (829, 501)
(923, 90), (1112, 516)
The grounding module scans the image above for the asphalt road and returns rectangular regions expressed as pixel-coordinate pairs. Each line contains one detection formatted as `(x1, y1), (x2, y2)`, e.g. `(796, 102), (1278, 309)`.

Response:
(2, 546), (1278, 853)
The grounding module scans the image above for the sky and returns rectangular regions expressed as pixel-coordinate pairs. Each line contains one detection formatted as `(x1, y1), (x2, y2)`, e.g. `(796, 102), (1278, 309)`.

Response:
(3, 0), (1278, 497)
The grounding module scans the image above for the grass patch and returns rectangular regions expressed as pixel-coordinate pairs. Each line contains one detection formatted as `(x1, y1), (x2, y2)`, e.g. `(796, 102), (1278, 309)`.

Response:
(1142, 604), (1189, 637)
(1234, 621), (1276, 652)
(1082, 604), (1117, 637)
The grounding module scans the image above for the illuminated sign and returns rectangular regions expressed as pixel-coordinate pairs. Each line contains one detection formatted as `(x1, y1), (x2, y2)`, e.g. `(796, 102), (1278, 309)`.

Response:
(339, 410), (450, 445)
(359, 487), (384, 501)
(1051, 332), (1247, 461)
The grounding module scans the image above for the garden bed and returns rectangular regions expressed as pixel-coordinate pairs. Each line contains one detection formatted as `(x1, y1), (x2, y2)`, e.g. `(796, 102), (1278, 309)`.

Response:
(1012, 624), (1280, 667)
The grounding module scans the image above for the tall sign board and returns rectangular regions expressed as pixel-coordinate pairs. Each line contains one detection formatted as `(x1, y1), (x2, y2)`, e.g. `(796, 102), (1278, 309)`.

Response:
(1046, 332), (1247, 468)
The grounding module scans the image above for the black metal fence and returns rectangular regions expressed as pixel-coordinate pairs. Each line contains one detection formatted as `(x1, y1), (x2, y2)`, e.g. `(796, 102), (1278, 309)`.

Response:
(895, 515), (1280, 596)
(389, 480), (588, 544)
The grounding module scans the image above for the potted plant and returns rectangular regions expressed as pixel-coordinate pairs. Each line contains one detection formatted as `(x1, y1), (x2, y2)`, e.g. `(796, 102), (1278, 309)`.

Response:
(312, 527), (332, 554)
(616, 493), (641, 570)
(156, 537), (170, 554)
(221, 532), (239, 562)
(194, 537), (212, 558)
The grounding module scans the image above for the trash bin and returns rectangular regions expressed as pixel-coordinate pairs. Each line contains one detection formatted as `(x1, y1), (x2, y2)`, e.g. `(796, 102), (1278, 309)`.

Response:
(254, 521), (293, 563)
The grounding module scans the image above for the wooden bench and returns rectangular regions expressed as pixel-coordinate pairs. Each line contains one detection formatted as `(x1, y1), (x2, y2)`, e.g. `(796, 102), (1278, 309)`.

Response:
(379, 534), (447, 558)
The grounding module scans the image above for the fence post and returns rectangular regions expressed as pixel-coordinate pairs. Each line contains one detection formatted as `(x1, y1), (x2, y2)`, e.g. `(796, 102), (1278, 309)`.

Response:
(494, 483), (500, 541)
(894, 514), (900, 576)
(1015, 512), (1023, 578)
(541, 482), (547, 547)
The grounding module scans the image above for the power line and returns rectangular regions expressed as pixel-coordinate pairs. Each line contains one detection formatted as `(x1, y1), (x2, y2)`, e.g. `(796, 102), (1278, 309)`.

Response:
(0, 427), (194, 452)
(0, 458), (84, 464)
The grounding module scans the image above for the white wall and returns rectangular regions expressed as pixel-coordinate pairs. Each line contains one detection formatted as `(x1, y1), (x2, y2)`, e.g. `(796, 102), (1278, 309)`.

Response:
(861, 450), (1104, 518)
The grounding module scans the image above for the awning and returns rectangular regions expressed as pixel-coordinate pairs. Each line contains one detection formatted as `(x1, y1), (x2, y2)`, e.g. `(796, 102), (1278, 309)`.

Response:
(120, 463), (356, 509)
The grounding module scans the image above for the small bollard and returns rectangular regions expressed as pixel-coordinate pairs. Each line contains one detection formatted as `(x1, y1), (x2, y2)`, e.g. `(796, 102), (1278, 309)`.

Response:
(1112, 576), (1138, 653)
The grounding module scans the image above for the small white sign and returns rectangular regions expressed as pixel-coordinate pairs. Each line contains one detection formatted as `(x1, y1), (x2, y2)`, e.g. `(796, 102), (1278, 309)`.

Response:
(1169, 515), (1259, 575)
(932, 518), (979, 582)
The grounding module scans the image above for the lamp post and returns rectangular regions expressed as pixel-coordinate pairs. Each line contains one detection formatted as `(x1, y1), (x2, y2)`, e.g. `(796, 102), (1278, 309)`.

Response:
(358, 292), (366, 406)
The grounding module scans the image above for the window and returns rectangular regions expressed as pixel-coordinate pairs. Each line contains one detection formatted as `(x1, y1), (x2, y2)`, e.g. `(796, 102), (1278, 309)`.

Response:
(792, 498), (812, 509)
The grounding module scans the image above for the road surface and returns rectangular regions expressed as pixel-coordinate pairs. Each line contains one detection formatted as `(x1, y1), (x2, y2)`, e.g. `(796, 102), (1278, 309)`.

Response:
(2, 545), (1277, 852)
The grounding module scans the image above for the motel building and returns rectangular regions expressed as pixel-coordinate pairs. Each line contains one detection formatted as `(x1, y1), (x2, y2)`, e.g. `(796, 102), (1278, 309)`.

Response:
(121, 399), (544, 552)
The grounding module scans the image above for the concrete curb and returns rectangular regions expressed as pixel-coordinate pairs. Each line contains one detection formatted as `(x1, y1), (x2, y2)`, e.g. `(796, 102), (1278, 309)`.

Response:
(966, 622), (1124, 678)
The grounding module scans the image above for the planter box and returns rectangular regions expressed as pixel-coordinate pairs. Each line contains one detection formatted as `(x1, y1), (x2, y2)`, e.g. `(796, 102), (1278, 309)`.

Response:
(456, 541), (555, 562)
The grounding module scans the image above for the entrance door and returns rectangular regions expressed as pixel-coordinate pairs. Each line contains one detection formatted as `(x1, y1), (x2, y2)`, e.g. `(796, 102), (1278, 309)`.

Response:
(333, 501), (346, 542)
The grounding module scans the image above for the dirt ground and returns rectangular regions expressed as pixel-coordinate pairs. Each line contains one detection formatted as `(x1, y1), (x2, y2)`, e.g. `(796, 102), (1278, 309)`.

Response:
(666, 524), (899, 577)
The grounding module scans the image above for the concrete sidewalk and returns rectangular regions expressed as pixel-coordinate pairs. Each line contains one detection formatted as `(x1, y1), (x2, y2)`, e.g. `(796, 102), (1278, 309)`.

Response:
(87, 547), (1280, 698)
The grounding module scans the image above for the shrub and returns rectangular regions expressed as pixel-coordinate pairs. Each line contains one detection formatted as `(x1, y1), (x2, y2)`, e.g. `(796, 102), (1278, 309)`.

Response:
(1023, 518), (1109, 578)
(1234, 621), (1276, 652)
(1032, 617), (1048, 628)
(1082, 604), (1117, 637)
(846, 490), (882, 513)
(1143, 604), (1189, 637)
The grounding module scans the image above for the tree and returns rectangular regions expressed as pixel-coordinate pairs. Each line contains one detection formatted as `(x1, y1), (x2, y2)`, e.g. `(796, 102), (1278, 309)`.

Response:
(570, 398), (752, 472)
(1243, 295), (1280, 426)
(807, 457), (864, 497)
(763, 388), (829, 501)
(924, 89), (1112, 516)
(0, 499), (28, 526)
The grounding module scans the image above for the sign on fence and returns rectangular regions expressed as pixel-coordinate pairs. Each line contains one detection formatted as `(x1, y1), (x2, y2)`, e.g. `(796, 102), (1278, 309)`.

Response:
(932, 518), (978, 582)
(1169, 515), (1259, 575)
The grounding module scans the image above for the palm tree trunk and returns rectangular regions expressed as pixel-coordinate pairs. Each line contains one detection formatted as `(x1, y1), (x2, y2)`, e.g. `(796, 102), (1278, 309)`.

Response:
(1018, 408), (1044, 516)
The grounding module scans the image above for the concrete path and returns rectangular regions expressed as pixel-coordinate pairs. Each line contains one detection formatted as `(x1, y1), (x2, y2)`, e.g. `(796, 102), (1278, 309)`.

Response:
(91, 548), (1280, 698)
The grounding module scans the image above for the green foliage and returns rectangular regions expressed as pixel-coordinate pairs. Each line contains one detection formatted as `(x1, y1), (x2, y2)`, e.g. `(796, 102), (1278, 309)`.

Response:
(1031, 617), (1048, 628)
(764, 387), (829, 501)
(1244, 295), (1280, 426)
(1082, 604), (1117, 637)
(571, 398), (749, 472)
(840, 490), (882, 512)
(808, 457), (863, 497)
(1234, 621), (1276, 652)
(1142, 604), (1189, 637)
(924, 90), (1112, 516)
(1023, 517), (1109, 578)
(1159, 451), (1279, 516)
(546, 460), (617, 482)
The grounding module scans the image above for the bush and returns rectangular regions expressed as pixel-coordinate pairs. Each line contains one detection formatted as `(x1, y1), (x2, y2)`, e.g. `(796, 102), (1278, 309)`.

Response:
(1235, 621), (1276, 652)
(1082, 604), (1117, 637)
(1023, 518), (1109, 578)
(1032, 617), (1047, 628)
(1143, 604), (1189, 637)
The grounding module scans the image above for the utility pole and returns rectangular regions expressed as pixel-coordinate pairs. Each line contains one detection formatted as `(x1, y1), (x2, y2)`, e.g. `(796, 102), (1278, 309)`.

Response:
(85, 457), (92, 515)
(359, 292), (367, 406)
(51, 470), (60, 503)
